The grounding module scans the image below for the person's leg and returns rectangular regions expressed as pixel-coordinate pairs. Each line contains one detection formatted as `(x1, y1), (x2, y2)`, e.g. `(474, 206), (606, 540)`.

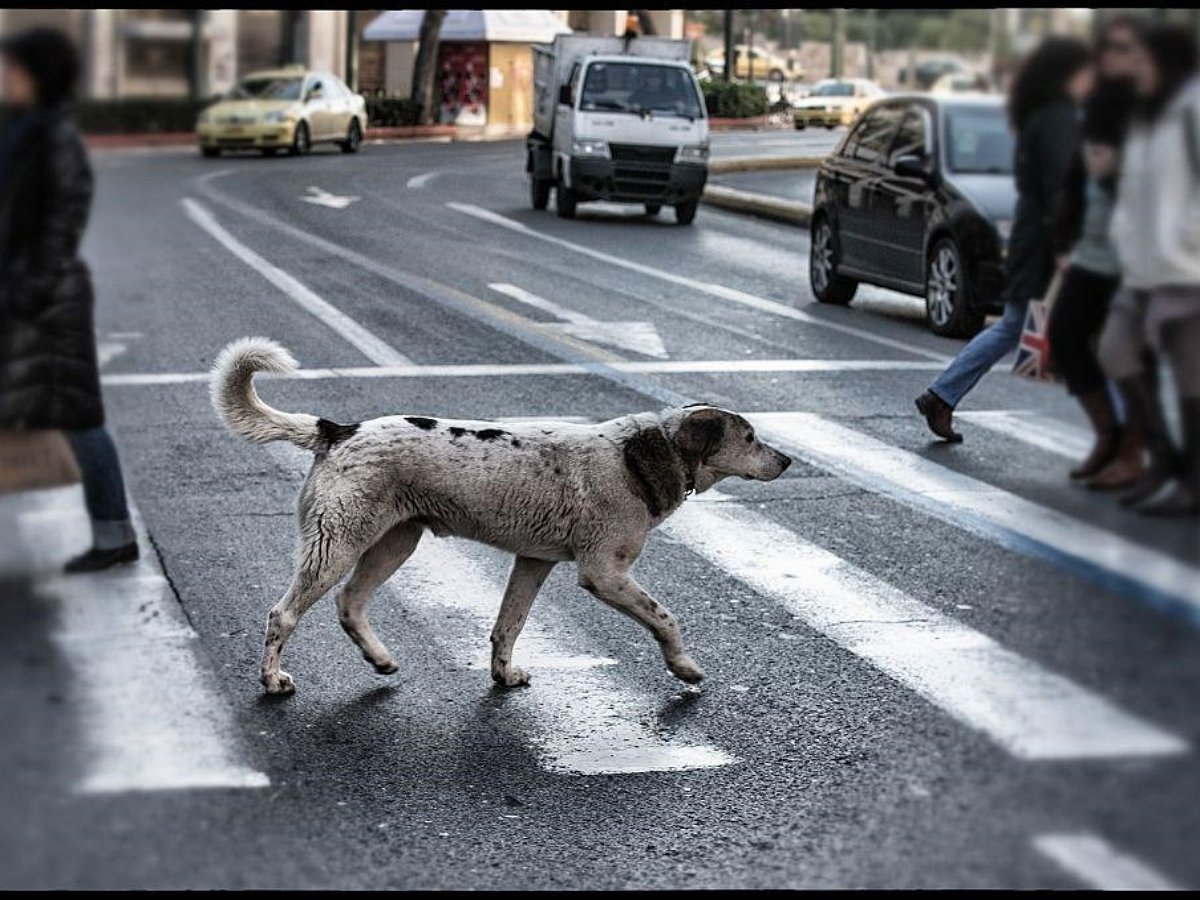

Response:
(1048, 268), (1122, 479)
(1138, 312), (1200, 516)
(916, 300), (1028, 442)
(63, 426), (138, 572)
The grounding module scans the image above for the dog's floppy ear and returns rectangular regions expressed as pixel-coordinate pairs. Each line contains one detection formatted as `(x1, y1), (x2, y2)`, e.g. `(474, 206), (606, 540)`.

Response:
(673, 407), (726, 471)
(622, 428), (686, 518)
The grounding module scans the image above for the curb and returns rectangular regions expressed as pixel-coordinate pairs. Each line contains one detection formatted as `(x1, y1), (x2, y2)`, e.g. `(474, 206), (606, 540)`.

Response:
(708, 155), (824, 175)
(709, 115), (776, 131)
(701, 184), (811, 227)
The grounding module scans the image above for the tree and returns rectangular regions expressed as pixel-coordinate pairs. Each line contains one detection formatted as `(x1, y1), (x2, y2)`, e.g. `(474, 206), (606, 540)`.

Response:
(411, 10), (446, 126)
(634, 10), (657, 36)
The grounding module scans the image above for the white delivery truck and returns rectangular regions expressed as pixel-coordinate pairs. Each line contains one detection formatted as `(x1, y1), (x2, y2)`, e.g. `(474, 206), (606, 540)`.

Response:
(526, 34), (710, 225)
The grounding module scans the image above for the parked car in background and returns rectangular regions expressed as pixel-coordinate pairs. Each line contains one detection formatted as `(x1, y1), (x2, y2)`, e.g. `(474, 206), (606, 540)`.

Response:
(792, 79), (884, 130)
(930, 71), (993, 95)
(809, 94), (1016, 337)
(196, 66), (367, 158)
(704, 45), (797, 82)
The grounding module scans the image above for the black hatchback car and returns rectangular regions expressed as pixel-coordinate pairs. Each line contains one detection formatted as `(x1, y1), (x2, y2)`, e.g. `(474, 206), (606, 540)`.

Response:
(809, 95), (1016, 337)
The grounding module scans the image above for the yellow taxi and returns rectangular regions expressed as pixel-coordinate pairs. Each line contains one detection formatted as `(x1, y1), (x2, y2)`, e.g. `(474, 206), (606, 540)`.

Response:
(793, 78), (885, 129)
(705, 45), (797, 82)
(196, 66), (368, 158)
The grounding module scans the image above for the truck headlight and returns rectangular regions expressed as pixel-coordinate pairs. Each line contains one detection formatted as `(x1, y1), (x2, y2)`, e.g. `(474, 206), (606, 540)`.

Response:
(571, 139), (609, 159)
(262, 110), (291, 124)
(676, 144), (709, 165)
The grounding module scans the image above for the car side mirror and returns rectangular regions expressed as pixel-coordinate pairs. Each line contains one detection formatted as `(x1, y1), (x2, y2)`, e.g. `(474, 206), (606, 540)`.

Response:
(894, 154), (932, 181)
(558, 84), (572, 106)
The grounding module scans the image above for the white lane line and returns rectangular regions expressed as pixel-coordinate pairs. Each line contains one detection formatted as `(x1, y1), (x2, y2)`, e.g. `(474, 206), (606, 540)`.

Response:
(447, 201), (949, 363)
(1033, 833), (1185, 890)
(181, 198), (412, 368)
(664, 494), (1187, 761)
(405, 171), (439, 189)
(262, 443), (732, 776)
(19, 487), (269, 794)
(490, 282), (669, 359)
(102, 357), (945, 387)
(958, 410), (1093, 461)
(755, 412), (1200, 622)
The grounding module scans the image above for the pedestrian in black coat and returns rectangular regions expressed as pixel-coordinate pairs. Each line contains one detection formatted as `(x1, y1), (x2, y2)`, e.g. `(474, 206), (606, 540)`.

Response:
(0, 28), (138, 572)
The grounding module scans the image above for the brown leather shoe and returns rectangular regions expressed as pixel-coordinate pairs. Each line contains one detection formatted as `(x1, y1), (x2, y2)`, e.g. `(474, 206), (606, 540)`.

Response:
(915, 391), (963, 443)
(1070, 391), (1120, 480)
(1087, 432), (1145, 491)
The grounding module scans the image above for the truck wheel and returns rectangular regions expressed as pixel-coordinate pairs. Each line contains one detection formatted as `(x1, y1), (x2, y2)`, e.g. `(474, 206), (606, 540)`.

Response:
(644, 203), (661, 216)
(674, 200), (698, 225)
(531, 178), (551, 211)
(556, 186), (578, 219)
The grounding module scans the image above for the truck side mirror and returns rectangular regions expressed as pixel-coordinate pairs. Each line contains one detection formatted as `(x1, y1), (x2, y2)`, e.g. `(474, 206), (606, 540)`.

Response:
(558, 84), (572, 106)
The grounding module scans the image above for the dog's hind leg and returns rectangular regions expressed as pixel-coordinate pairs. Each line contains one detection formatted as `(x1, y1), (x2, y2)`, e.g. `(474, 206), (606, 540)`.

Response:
(490, 556), (555, 687)
(577, 554), (705, 685)
(337, 521), (423, 674)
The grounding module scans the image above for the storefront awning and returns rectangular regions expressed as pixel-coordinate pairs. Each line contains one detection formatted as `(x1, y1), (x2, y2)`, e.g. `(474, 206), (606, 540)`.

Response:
(363, 10), (571, 44)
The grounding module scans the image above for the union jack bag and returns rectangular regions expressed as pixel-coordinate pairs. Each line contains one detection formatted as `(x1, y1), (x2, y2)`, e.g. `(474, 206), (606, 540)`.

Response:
(1012, 271), (1063, 383)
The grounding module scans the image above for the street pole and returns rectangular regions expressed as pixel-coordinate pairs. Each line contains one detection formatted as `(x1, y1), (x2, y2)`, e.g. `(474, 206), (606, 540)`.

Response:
(723, 9), (734, 81)
(188, 9), (207, 102)
(744, 26), (754, 83)
(866, 9), (877, 81)
(344, 9), (359, 91)
(831, 8), (845, 79)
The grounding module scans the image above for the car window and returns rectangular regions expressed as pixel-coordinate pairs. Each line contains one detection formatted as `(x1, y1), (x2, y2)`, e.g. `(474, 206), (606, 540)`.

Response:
(846, 105), (903, 165)
(814, 81), (855, 98)
(567, 63), (581, 105)
(944, 106), (1014, 174)
(889, 109), (929, 165)
(307, 77), (325, 99)
(231, 76), (302, 100)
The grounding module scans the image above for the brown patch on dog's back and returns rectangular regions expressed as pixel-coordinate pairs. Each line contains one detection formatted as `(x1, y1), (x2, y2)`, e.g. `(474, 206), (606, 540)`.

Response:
(317, 418), (359, 444)
(475, 428), (506, 441)
(622, 428), (685, 518)
(448, 427), (469, 439)
(405, 416), (437, 430)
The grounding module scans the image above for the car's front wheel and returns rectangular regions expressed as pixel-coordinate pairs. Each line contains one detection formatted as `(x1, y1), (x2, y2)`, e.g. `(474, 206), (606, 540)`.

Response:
(925, 237), (985, 337)
(809, 216), (858, 304)
(794, 120), (807, 131)
(201, 147), (220, 158)
(289, 122), (310, 156)
(339, 120), (362, 154)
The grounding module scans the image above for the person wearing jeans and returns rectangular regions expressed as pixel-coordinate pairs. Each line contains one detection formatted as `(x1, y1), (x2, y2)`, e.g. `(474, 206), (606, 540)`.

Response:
(0, 29), (138, 571)
(916, 38), (1093, 441)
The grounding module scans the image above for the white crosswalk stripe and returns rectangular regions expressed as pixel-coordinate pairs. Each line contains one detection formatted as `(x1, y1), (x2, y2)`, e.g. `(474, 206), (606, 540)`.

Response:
(1034, 833), (1185, 890)
(957, 410), (1094, 460)
(13, 488), (269, 794)
(754, 412), (1200, 622)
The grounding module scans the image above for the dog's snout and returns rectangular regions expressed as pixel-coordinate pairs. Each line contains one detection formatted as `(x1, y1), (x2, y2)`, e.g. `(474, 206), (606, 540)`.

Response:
(780, 454), (792, 471)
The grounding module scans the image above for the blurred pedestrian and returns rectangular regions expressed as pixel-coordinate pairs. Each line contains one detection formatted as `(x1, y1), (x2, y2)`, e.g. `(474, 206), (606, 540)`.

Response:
(1047, 16), (1146, 486)
(1099, 25), (1200, 516)
(916, 38), (1093, 441)
(0, 28), (139, 569)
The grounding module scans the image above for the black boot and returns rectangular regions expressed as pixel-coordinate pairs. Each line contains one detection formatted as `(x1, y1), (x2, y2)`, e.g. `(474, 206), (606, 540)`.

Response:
(915, 391), (963, 443)
(1114, 375), (1179, 507)
(1137, 397), (1200, 516)
(64, 543), (139, 574)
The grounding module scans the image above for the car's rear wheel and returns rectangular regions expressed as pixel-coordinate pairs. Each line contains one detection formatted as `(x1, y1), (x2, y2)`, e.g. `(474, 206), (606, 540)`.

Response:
(926, 237), (985, 337)
(201, 147), (220, 158)
(289, 122), (310, 156)
(340, 120), (362, 154)
(810, 216), (858, 304)
(530, 178), (551, 210)
(644, 203), (661, 216)
(768, 68), (785, 83)
(261, 148), (279, 157)
(674, 199), (698, 225)
(556, 185), (578, 219)
(794, 120), (807, 131)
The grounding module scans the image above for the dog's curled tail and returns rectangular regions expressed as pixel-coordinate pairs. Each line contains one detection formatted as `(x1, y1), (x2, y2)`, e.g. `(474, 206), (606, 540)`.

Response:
(210, 337), (323, 451)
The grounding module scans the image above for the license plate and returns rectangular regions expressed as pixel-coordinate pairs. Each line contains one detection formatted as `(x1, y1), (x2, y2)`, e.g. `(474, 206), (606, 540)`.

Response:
(225, 126), (243, 134)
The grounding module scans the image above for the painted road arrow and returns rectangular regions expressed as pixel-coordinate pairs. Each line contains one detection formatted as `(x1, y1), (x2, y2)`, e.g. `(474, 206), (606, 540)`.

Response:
(489, 283), (668, 359)
(301, 186), (360, 209)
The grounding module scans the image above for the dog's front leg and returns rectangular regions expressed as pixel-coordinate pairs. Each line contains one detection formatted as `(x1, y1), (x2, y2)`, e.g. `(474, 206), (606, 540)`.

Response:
(577, 558), (705, 684)
(490, 555), (555, 687)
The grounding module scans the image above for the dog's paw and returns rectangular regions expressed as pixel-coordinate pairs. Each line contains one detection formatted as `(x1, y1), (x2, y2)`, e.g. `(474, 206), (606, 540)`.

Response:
(667, 654), (706, 684)
(373, 659), (399, 675)
(262, 670), (296, 695)
(492, 665), (531, 688)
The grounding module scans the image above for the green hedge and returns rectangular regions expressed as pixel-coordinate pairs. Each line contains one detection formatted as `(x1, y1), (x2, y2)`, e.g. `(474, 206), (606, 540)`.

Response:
(74, 99), (209, 134)
(364, 96), (421, 127)
(702, 81), (769, 119)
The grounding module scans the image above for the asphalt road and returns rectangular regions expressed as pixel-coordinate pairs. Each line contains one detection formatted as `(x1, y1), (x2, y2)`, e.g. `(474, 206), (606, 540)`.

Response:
(2, 135), (1198, 890)
(711, 167), (819, 204)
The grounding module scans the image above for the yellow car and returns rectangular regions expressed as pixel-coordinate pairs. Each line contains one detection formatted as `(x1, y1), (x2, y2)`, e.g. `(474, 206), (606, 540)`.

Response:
(705, 45), (797, 82)
(197, 66), (367, 158)
(793, 78), (885, 130)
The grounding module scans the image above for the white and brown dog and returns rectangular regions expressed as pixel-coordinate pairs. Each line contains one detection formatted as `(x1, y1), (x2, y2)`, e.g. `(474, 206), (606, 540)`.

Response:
(212, 337), (792, 695)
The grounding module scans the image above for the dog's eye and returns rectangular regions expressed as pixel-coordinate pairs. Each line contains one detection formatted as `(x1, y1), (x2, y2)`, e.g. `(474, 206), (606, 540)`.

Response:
(745, 433), (754, 444)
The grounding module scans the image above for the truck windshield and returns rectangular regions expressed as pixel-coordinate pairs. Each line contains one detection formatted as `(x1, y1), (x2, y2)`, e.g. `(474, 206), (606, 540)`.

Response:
(944, 106), (1014, 174)
(580, 63), (703, 119)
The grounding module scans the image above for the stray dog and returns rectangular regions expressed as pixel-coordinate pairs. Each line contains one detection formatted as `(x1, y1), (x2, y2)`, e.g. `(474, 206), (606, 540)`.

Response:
(212, 337), (792, 695)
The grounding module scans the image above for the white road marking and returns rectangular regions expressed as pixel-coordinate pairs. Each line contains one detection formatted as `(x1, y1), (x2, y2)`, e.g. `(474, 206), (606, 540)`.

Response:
(664, 493), (1188, 760)
(490, 282), (669, 359)
(1033, 833), (1185, 890)
(447, 202), (949, 362)
(101, 357), (944, 387)
(262, 443), (732, 776)
(405, 171), (439, 189)
(18, 487), (269, 794)
(754, 412), (1200, 620)
(181, 198), (411, 367)
(97, 341), (127, 368)
(958, 410), (1093, 461)
(301, 185), (360, 209)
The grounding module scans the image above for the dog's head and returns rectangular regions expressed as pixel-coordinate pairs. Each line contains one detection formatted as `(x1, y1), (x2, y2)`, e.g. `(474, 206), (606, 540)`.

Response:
(669, 405), (791, 493)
